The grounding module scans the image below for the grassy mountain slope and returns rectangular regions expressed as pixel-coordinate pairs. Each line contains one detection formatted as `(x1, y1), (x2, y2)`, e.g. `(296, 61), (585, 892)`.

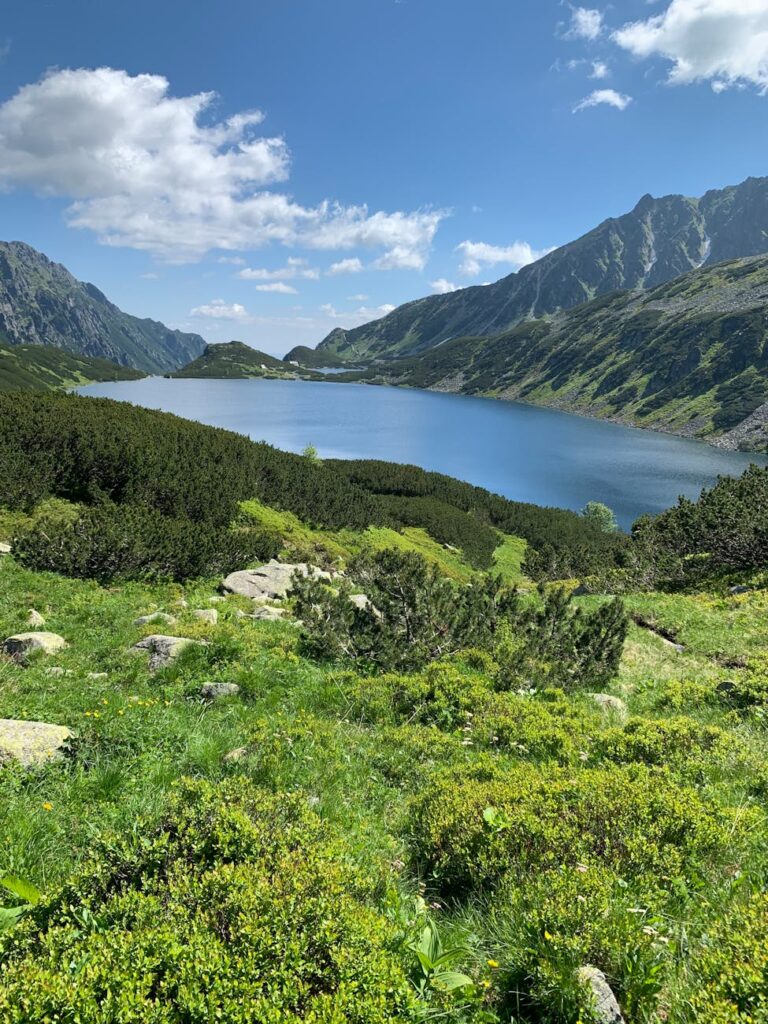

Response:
(293, 175), (768, 364)
(0, 241), (206, 373)
(0, 344), (144, 391)
(346, 255), (768, 450)
(171, 341), (321, 379)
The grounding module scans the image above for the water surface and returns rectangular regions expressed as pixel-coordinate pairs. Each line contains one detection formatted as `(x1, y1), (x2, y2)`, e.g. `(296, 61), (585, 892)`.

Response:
(78, 377), (766, 529)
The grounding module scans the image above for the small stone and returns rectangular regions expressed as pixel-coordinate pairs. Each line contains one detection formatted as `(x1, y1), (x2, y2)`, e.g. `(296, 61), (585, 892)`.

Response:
(0, 541), (11, 555)
(208, 595), (225, 603)
(576, 966), (625, 1024)
(729, 585), (751, 595)
(134, 611), (177, 626)
(27, 609), (45, 627)
(234, 609), (248, 620)
(2, 632), (68, 662)
(249, 605), (288, 622)
(588, 693), (628, 719)
(87, 672), (108, 680)
(200, 682), (240, 699)
(224, 746), (248, 762)
(0, 719), (73, 768)
(572, 583), (592, 597)
(193, 609), (218, 624)
(132, 635), (203, 671)
(45, 667), (74, 678)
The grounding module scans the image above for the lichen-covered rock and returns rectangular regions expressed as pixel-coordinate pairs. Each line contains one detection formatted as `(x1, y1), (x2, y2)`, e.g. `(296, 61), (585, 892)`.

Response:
(250, 605), (288, 622)
(576, 966), (626, 1024)
(0, 719), (73, 768)
(193, 608), (218, 625)
(222, 560), (330, 601)
(200, 682), (240, 699)
(133, 611), (177, 626)
(224, 746), (248, 762)
(27, 609), (45, 627)
(132, 634), (202, 671)
(2, 632), (68, 662)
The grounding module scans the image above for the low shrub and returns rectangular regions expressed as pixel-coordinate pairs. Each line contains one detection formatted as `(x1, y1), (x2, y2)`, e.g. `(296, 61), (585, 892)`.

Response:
(13, 501), (279, 583)
(408, 760), (746, 898)
(683, 893), (768, 1023)
(592, 716), (751, 781)
(292, 548), (518, 673)
(0, 777), (419, 1024)
(472, 691), (598, 764)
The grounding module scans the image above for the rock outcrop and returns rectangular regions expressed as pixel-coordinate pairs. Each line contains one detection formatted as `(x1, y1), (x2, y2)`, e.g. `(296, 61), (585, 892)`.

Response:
(222, 561), (331, 601)
(0, 719), (74, 767)
(132, 635), (202, 671)
(2, 632), (68, 662)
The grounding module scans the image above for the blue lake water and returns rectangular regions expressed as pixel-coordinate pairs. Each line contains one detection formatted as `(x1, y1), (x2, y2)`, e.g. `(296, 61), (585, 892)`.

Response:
(77, 376), (766, 529)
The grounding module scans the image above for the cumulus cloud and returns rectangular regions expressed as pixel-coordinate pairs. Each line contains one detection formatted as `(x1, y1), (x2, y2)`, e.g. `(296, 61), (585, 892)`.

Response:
(613, 0), (768, 93)
(0, 67), (446, 264)
(567, 7), (604, 40)
(573, 88), (633, 111)
(456, 240), (554, 277)
(327, 257), (363, 275)
(254, 282), (298, 294)
(590, 60), (610, 79)
(238, 258), (319, 281)
(320, 301), (396, 325)
(430, 278), (459, 293)
(191, 299), (250, 320)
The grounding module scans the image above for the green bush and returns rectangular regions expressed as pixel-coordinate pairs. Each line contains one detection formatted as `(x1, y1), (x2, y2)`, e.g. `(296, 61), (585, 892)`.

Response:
(592, 716), (751, 781)
(13, 501), (279, 583)
(408, 761), (744, 898)
(473, 691), (598, 764)
(0, 778), (419, 1024)
(292, 548), (519, 673)
(683, 893), (768, 1023)
(494, 587), (628, 693)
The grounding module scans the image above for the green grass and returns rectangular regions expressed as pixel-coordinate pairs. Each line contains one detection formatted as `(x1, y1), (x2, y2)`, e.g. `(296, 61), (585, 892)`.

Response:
(238, 498), (527, 584)
(1, 546), (767, 1022)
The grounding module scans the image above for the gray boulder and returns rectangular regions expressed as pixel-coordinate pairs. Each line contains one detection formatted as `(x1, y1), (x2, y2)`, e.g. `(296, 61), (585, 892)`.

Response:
(134, 611), (177, 626)
(0, 719), (73, 768)
(200, 681), (240, 699)
(2, 632), (68, 662)
(250, 605), (288, 622)
(193, 608), (218, 625)
(729, 585), (751, 595)
(576, 966), (625, 1024)
(222, 560), (330, 601)
(132, 635), (202, 671)
(27, 609), (46, 627)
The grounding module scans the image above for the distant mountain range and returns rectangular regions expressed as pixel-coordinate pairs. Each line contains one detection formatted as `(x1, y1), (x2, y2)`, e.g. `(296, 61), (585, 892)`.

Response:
(291, 176), (768, 363)
(337, 254), (768, 450)
(0, 242), (206, 373)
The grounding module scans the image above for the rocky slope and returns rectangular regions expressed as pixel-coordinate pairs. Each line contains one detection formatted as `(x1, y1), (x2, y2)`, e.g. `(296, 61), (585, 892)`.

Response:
(297, 176), (768, 363)
(343, 255), (768, 450)
(0, 241), (206, 373)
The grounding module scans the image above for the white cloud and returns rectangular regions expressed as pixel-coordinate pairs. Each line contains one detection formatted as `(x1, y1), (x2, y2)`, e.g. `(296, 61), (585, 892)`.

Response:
(430, 278), (459, 293)
(573, 88), (633, 111)
(191, 299), (250, 320)
(372, 245), (429, 270)
(254, 282), (298, 294)
(327, 257), (363, 275)
(614, 0), (768, 93)
(0, 67), (446, 264)
(590, 60), (610, 79)
(456, 240), (554, 277)
(320, 302), (396, 325)
(238, 258), (319, 281)
(567, 7), (604, 40)
(218, 255), (246, 265)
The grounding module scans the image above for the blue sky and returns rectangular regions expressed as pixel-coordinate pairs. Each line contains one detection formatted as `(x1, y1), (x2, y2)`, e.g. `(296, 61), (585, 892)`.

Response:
(1, 0), (767, 355)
